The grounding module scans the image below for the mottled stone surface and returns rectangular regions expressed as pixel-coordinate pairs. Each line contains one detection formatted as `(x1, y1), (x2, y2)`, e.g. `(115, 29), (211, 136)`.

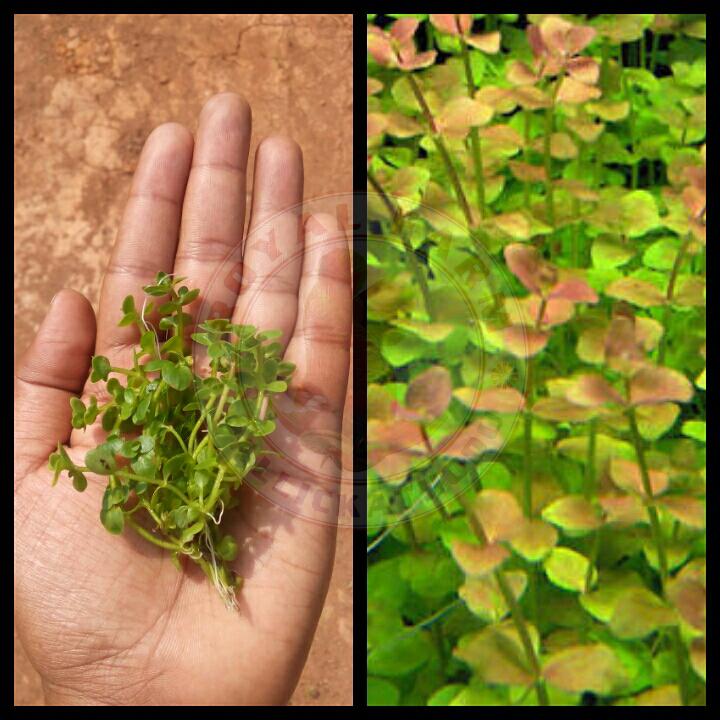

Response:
(14, 13), (352, 706)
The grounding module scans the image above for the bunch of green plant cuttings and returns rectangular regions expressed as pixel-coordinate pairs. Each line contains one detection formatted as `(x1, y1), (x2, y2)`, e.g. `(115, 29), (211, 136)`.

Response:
(49, 272), (294, 609)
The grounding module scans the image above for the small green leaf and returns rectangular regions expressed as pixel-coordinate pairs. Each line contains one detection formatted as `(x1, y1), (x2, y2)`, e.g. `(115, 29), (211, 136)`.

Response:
(543, 547), (596, 593)
(90, 356), (112, 382)
(161, 362), (192, 391)
(217, 535), (238, 562)
(85, 444), (117, 475)
(101, 505), (125, 534)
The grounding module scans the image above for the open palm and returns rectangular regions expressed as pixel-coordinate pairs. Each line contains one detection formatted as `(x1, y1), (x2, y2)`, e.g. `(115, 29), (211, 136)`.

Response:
(14, 93), (351, 706)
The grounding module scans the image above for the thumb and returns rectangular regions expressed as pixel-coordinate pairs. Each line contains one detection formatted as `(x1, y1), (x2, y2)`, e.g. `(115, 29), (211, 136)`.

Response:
(14, 289), (96, 485)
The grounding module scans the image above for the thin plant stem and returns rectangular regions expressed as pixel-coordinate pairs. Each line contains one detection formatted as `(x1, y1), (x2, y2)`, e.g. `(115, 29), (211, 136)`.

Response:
(457, 492), (549, 706)
(367, 168), (434, 319)
(126, 516), (182, 551)
(649, 31), (660, 73)
(405, 72), (474, 229)
(658, 234), (691, 364)
(459, 38), (487, 217)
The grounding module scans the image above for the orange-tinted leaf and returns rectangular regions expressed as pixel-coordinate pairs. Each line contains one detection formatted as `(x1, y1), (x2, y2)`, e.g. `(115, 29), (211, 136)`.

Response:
(368, 384), (394, 420)
(506, 59), (538, 85)
(508, 161), (546, 183)
(555, 177), (601, 200)
(659, 495), (705, 529)
(550, 132), (578, 159)
(557, 75), (601, 104)
(542, 495), (603, 533)
(404, 366), (453, 421)
(609, 458), (668, 497)
(599, 493), (647, 525)
(543, 644), (625, 695)
(532, 396), (596, 422)
(548, 277), (598, 303)
(508, 518), (558, 561)
(453, 387), (526, 414)
(436, 97), (493, 139)
(473, 489), (523, 542)
(437, 419), (503, 459)
(429, 14), (463, 35)
(493, 211), (532, 240)
(512, 85), (551, 110)
(629, 366), (693, 406)
(392, 319), (455, 342)
(565, 118), (605, 142)
(605, 277), (666, 308)
(466, 31), (501, 53)
(451, 539), (509, 576)
(455, 623), (537, 686)
(503, 326), (550, 358)
(504, 243), (553, 293)
(565, 374), (624, 407)
(667, 577), (706, 632)
(367, 27), (394, 67)
(566, 56), (599, 84)
(391, 18), (419, 42)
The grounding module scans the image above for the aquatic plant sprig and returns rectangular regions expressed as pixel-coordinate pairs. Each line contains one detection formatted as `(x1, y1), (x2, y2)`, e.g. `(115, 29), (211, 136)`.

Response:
(49, 271), (295, 608)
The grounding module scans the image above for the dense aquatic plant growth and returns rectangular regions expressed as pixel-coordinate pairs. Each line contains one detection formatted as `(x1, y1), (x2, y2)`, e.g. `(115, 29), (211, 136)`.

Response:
(50, 272), (294, 608)
(367, 14), (705, 706)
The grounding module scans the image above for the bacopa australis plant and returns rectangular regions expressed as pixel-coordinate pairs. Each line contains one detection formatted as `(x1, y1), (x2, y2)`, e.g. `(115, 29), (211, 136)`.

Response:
(50, 272), (294, 608)
(367, 14), (705, 706)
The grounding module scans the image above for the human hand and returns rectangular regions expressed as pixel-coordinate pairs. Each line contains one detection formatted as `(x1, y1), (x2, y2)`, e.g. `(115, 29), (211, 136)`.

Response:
(14, 93), (351, 706)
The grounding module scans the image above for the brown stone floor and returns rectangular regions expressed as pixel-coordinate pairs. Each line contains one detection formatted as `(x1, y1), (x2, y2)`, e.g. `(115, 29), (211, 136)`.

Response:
(14, 13), (353, 706)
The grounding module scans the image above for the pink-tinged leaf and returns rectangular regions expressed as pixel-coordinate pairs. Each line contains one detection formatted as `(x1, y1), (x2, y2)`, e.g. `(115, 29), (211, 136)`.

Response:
(368, 449), (418, 486)
(606, 277), (666, 308)
(542, 495), (603, 533)
(557, 75), (602, 104)
(473, 489), (524, 543)
(565, 374), (624, 408)
(609, 458), (669, 497)
(629, 366), (693, 406)
(504, 243), (545, 292)
(367, 27), (395, 67)
(543, 644), (625, 695)
(451, 539), (509, 576)
(436, 97), (493, 138)
(405, 366), (453, 421)
(429, 14), (461, 35)
(526, 24), (546, 58)
(539, 16), (574, 56)
(437, 419), (503, 459)
(659, 496), (705, 530)
(503, 326), (551, 359)
(475, 85), (516, 113)
(453, 387), (526, 414)
(367, 77), (383, 96)
(466, 31), (501, 53)
(509, 161), (547, 183)
(368, 419), (425, 452)
(507, 59), (539, 85)
(532, 396), (596, 422)
(566, 55), (599, 84)
(667, 577), (705, 632)
(599, 493), (647, 525)
(566, 24), (596, 54)
(528, 296), (575, 327)
(604, 314), (646, 372)
(398, 50), (437, 71)
(549, 277), (598, 303)
(492, 211), (532, 240)
(508, 518), (558, 561)
(390, 18), (419, 43)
